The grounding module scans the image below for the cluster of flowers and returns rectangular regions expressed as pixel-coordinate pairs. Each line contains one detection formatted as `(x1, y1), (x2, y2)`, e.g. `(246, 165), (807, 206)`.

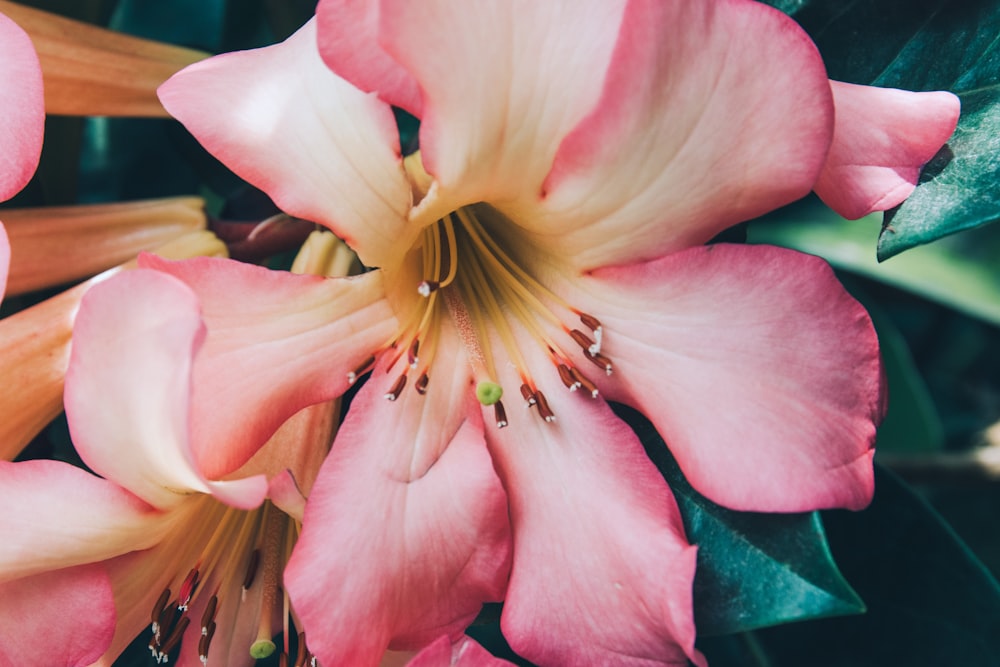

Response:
(0, 1), (958, 666)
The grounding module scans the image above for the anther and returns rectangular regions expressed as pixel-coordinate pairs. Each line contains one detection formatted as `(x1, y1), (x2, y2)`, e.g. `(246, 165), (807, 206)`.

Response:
(570, 367), (600, 398)
(385, 373), (407, 401)
(198, 621), (216, 663)
(200, 595), (218, 633)
(408, 339), (420, 368)
(569, 329), (595, 351)
(520, 383), (537, 407)
(557, 364), (580, 392)
(417, 280), (440, 297)
(294, 633), (308, 667)
(579, 313), (602, 332)
(178, 568), (200, 610)
(494, 400), (508, 428)
(535, 391), (556, 423)
(279, 653), (290, 667)
(415, 372), (430, 395)
(347, 355), (375, 385)
(585, 351), (614, 376)
(160, 616), (190, 659)
(155, 603), (178, 643)
(151, 587), (170, 629)
(242, 549), (260, 592)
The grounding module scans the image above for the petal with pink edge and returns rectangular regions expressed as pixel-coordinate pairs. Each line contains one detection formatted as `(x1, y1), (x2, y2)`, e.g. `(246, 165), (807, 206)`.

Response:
(286, 325), (511, 667)
(0, 564), (115, 667)
(552, 243), (881, 513)
(484, 341), (703, 667)
(0, 460), (163, 582)
(140, 254), (396, 480)
(316, 0), (422, 116)
(814, 80), (960, 219)
(157, 19), (414, 268)
(407, 636), (515, 667)
(377, 0), (627, 217)
(506, 0), (834, 271)
(0, 12), (43, 201)
(66, 269), (269, 510)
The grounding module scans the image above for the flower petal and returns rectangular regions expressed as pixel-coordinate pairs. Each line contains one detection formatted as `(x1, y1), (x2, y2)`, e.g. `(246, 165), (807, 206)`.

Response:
(407, 636), (515, 667)
(377, 0), (627, 215)
(316, 0), (421, 116)
(511, 0), (833, 270)
(814, 81), (961, 219)
(140, 254), (396, 480)
(0, 459), (163, 582)
(158, 19), (415, 268)
(0, 564), (115, 667)
(556, 243), (881, 512)
(286, 325), (511, 667)
(484, 341), (702, 667)
(0, 10), (43, 200)
(65, 268), (269, 510)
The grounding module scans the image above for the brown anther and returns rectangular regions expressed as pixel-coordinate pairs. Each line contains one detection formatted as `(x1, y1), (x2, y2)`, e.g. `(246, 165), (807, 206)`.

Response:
(408, 339), (420, 368)
(417, 280), (440, 297)
(385, 373), (407, 401)
(579, 313), (602, 332)
(535, 391), (556, 422)
(151, 587), (170, 625)
(520, 382), (537, 407)
(494, 400), (508, 428)
(279, 653), (290, 667)
(570, 367), (600, 398)
(557, 363), (580, 391)
(415, 372), (430, 395)
(242, 549), (260, 591)
(569, 328), (595, 351)
(178, 568), (200, 610)
(155, 602), (178, 642)
(585, 351), (614, 376)
(200, 595), (218, 632)
(160, 616), (190, 656)
(294, 633), (308, 667)
(347, 355), (376, 385)
(198, 620), (216, 658)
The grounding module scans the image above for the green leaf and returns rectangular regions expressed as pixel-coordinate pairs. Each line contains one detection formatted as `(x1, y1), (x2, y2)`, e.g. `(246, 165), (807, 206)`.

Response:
(724, 468), (1000, 666)
(748, 197), (1000, 327)
(762, 0), (1000, 259)
(615, 404), (865, 636)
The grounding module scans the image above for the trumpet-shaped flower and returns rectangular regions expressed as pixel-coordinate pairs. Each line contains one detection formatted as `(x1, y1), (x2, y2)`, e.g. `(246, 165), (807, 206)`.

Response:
(52, 0), (956, 664)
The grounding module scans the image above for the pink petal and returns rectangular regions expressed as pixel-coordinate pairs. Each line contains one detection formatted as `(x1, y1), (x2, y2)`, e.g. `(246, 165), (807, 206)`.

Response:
(157, 19), (415, 268)
(140, 254), (396, 480)
(0, 564), (115, 667)
(814, 81), (961, 219)
(0, 460), (163, 582)
(65, 269), (269, 510)
(316, 0), (422, 116)
(514, 0), (834, 270)
(286, 326), (511, 666)
(485, 342), (702, 667)
(559, 243), (881, 512)
(407, 636), (514, 667)
(0, 12), (43, 201)
(377, 0), (627, 215)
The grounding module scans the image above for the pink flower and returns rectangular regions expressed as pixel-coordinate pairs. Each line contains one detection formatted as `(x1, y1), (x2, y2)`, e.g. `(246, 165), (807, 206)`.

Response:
(49, 0), (955, 664)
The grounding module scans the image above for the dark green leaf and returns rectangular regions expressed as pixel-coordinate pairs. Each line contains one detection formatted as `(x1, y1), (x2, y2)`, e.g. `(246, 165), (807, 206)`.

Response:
(727, 468), (1000, 667)
(763, 0), (1000, 259)
(615, 404), (865, 636)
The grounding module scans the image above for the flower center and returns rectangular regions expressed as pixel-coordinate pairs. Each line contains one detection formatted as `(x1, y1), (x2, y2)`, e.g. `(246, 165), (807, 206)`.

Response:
(348, 155), (615, 428)
(147, 498), (314, 666)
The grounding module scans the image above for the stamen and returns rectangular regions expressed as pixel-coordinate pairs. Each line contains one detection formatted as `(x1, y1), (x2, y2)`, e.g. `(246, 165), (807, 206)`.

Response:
(408, 339), (420, 369)
(535, 391), (556, 423)
(570, 367), (600, 398)
(242, 548), (260, 593)
(415, 372), (430, 395)
(347, 355), (375, 385)
(199, 621), (216, 664)
(494, 400), (508, 428)
(200, 595), (218, 633)
(294, 633), (308, 667)
(557, 363), (580, 392)
(155, 603), (178, 643)
(160, 616), (190, 659)
(178, 568), (200, 611)
(585, 351), (614, 376)
(417, 280), (440, 297)
(385, 373), (407, 401)
(520, 383), (537, 407)
(151, 587), (170, 632)
(579, 313), (602, 332)
(569, 329), (595, 352)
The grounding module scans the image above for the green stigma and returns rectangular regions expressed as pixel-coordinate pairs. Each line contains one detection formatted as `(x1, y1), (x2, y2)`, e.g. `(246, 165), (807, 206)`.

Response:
(476, 381), (503, 406)
(250, 639), (276, 659)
